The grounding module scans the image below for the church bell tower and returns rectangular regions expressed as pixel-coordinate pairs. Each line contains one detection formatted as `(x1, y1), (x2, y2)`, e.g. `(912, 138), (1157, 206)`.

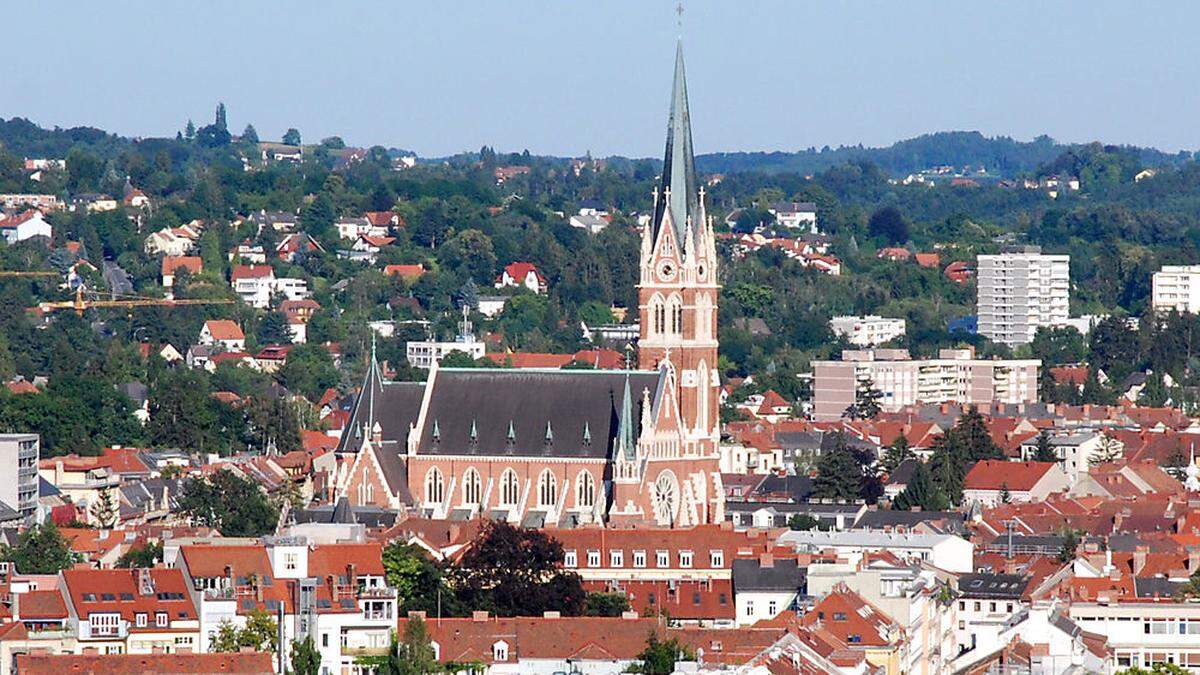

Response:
(638, 41), (720, 454)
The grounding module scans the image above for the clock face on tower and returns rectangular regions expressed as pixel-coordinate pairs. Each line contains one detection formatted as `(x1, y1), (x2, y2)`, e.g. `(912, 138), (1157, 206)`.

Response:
(658, 261), (676, 281)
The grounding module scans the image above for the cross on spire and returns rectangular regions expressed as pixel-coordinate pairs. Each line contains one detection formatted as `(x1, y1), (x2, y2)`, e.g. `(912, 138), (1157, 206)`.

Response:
(675, 0), (684, 31)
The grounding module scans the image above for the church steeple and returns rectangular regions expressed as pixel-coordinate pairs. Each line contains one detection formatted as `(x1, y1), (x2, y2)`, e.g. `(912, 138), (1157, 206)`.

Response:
(651, 40), (699, 251)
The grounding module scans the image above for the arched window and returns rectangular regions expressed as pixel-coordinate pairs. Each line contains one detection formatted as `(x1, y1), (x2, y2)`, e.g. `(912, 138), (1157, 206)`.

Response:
(424, 467), (444, 504)
(697, 360), (710, 429)
(576, 471), (595, 508)
(696, 293), (712, 340)
(668, 295), (683, 335)
(652, 298), (666, 336)
(500, 469), (519, 506)
(462, 468), (481, 505)
(538, 470), (557, 508)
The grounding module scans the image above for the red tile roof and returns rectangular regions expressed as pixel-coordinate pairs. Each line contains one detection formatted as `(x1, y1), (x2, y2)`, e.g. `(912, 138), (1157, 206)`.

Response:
(877, 247), (911, 261)
(384, 263), (425, 280)
(798, 586), (897, 647)
(17, 589), (68, 620)
(61, 568), (197, 626)
(1050, 366), (1088, 387)
(5, 380), (38, 394)
(501, 261), (545, 284)
(364, 211), (402, 227)
(180, 544), (272, 579)
(231, 264), (273, 280)
(914, 252), (940, 268)
(203, 319), (244, 341)
(15, 652), (273, 674)
(964, 460), (1058, 492)
(359, 235), (395, 247)
(582, 578), (735, 620)
(301, 430), (338, 453)
(161, 255), (202, 277)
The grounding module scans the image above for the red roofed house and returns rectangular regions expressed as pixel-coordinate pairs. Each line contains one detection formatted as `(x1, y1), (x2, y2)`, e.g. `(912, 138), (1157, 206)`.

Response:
(753, 390), (793, 422)
(962, 460), (1070, 507)
(0, 209), (52, 243)
(384, 263), (425, 281)
(160, 256), (202, 296)
(495, 262), (547, 294)
(281, 298), (320, 344)
(60, 567), (200, 653)
(275, 232), (324, 262)
(123, 188), (150, 209)
(945, 260), (973, 284)
(15, 653), (273, 675)
(877, 247), (911, 262)
(365, 210), (402, 228)
(798, 585), (902, 662)
(914, 252), (941, 268)
(493, 165), (531, 183)
(174, 541), (394, 668)
(198, 319), (245, 352)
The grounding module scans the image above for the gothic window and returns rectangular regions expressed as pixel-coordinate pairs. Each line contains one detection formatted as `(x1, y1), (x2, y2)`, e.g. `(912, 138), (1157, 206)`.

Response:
(696, 293), (712, 339)
(668, 295), (683, 335)
(538, 470), (557, 508)
(462, 468), (481, 505)
(500, 469), (519, 506)
(576, 471), (595, 508)
(652, 298), (666, 336)
(424, 467), (444, 504)
(697, 360), (709, 428)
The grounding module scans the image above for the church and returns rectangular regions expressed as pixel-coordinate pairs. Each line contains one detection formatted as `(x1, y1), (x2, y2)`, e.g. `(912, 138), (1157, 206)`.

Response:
(336, 41), (724, 529)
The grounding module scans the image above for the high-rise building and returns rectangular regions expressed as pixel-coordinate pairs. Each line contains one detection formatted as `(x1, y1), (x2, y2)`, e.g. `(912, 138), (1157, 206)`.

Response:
(811, 348), (1040, 422)
(976, 246), (1069, 347)
(0, 433), (40, 519)
(1152, 265), (1200, 314)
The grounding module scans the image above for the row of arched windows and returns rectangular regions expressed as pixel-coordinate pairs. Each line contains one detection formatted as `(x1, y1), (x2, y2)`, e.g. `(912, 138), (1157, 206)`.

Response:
(424, 467), (596, 509)
(649, 294), (684, 337)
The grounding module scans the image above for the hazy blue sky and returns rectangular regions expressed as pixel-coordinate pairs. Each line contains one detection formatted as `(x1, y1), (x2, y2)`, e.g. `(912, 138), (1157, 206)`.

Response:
(5, 2), (1200, 157)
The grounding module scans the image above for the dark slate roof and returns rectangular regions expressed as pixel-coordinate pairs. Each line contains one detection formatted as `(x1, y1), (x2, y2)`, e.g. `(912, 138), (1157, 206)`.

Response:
(957, 573), (1029, 599)
(750, 475), (813, 502)
(0, 499), (20, 523)
(292, 504), (400, 529)
(415, 368), (660, 458)
(885, 459), (919, 486)
(731, 558), (806, 592)
(117, 381), (149, 406)
(853, 509), (966, 533)
(102, 261), (134, 295)
(39, 476), (60, 497)
(651, 41), (700, 251)
(1134, 576), (1182, 599)
(774, 430), (823, 451)
(337, 356), (424, 454)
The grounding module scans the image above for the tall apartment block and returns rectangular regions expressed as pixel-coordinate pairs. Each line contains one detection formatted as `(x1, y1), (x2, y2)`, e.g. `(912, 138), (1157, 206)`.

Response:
(811, 348), (1040, 421)
(976, 246), (1069, 347)
(1152, 265), (1200, 314)
(0, 434), (40, 518)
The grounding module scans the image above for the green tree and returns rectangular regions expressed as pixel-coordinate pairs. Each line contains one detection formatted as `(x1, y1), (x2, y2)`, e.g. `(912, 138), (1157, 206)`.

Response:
(880, 435), (914, 474)
(584, 591), (631, 617)
(382, 542), (455, 615)
(787, 514), (827, 531)
(629, 632), (694, 675)
(210, 608), (277, 653)
(439, 229), (496, 284)
(867, 205), (909, 245)
(283, 128), (302, 145)
(289, 635), (320, 675)
(242, 124), (259, 144)
(892, 461), (949, 511)
(1029, 326), (1086, 366)
(178, 469), (279, 536)
(397, 617), (438, 675)
(184, 119), (196, 140)
(116, 541), (163, 568)
(1058, 529), (1080, 564)
(0, 522), (75, 574)
(278, 344), (339, 402)
(999, 483), (1012, 504)
(258, 311), (292, 345)
(812, 437), (862, 502)
(1115, 665), (1189, 675)
(1033, 430), (1057, 462)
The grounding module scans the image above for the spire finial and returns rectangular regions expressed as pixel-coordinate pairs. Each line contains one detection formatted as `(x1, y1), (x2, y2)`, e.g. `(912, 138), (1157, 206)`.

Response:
(676, 0), (684, 33)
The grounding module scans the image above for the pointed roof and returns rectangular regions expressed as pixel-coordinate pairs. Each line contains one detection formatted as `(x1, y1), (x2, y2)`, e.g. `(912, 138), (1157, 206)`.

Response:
(651, 40), (700, 250)
(616, 375), (636, 460)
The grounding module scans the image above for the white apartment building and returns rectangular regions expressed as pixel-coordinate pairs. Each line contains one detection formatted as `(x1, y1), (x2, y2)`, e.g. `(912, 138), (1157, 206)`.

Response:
(811, 348), (1040, 421)
(776, 530), (974, 574)
(1069, 599), (1200, 671)
(0, 434), (39, 520)
(406, 337), (486, 369)
(1152, 265), (1200, 314)
(230, 265), (310, 309)
(829, 315), (907, 347)
(977, 246), (1069, 347)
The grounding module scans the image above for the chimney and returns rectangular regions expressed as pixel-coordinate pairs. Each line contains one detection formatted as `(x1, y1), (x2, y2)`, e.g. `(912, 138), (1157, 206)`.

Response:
(225, 565), (234, 590)
(1133, 545), (1149, 575)
(347, 563), (358, 590)
(542, 611), (561, 619)
(408, 610), (427, 620)
(621, 611), (639, 620)
(472, 610), (489, 623)
(759, 553), (774, 568)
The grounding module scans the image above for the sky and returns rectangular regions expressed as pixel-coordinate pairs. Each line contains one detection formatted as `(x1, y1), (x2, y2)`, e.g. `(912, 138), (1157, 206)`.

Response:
(4, 1), (1200, 158)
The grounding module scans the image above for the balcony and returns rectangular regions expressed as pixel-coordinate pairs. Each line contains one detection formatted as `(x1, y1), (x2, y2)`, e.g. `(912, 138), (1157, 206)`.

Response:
(357, 587), (398, 600)
(341, 645), (391, 657)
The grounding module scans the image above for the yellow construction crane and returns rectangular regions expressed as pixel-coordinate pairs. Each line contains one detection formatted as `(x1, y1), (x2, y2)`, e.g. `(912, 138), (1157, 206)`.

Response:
(36, 286), (236, 315)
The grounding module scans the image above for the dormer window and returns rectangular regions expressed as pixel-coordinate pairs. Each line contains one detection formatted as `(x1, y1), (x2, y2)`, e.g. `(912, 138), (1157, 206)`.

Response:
(493, 640), (509, 661)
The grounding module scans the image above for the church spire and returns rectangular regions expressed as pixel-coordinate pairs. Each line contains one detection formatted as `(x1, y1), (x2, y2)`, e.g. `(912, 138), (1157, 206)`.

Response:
(615, 374), (636, 460)
(651, 40), (699, 252)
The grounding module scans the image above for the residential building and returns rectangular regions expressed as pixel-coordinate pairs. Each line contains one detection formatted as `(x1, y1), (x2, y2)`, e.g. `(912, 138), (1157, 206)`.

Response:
(961, 460), (1071, 507)
(829, 315), (907, 347)
(770, 201), (818, 232)
(143, 226), (197, 256)
(0, 210), (52, 243)
(811, 348), (1040, 421)
(198, 320), (246, 352)
(405, 335), (485, 369)
(495, 261), (548, 294)
(160, 256), (201, 297)
(0, 193), (60, 210)
(335, 216), (387, 240)
(976, 246), (1070, 347)
(777, 530), (974, 573)
(732, 555), (805, 625)
(175, 540), (396, 674)
(281, 298), (320, 344)
(0, 434), (39, 519)
(275, 232), (324, 262)
(230, 265), (309, 308)
(1152, 265), (1200, 314)
(1016, 430), (1110, 478)
(953, 573), (1030, 658)
(60, 567), (201, 655)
